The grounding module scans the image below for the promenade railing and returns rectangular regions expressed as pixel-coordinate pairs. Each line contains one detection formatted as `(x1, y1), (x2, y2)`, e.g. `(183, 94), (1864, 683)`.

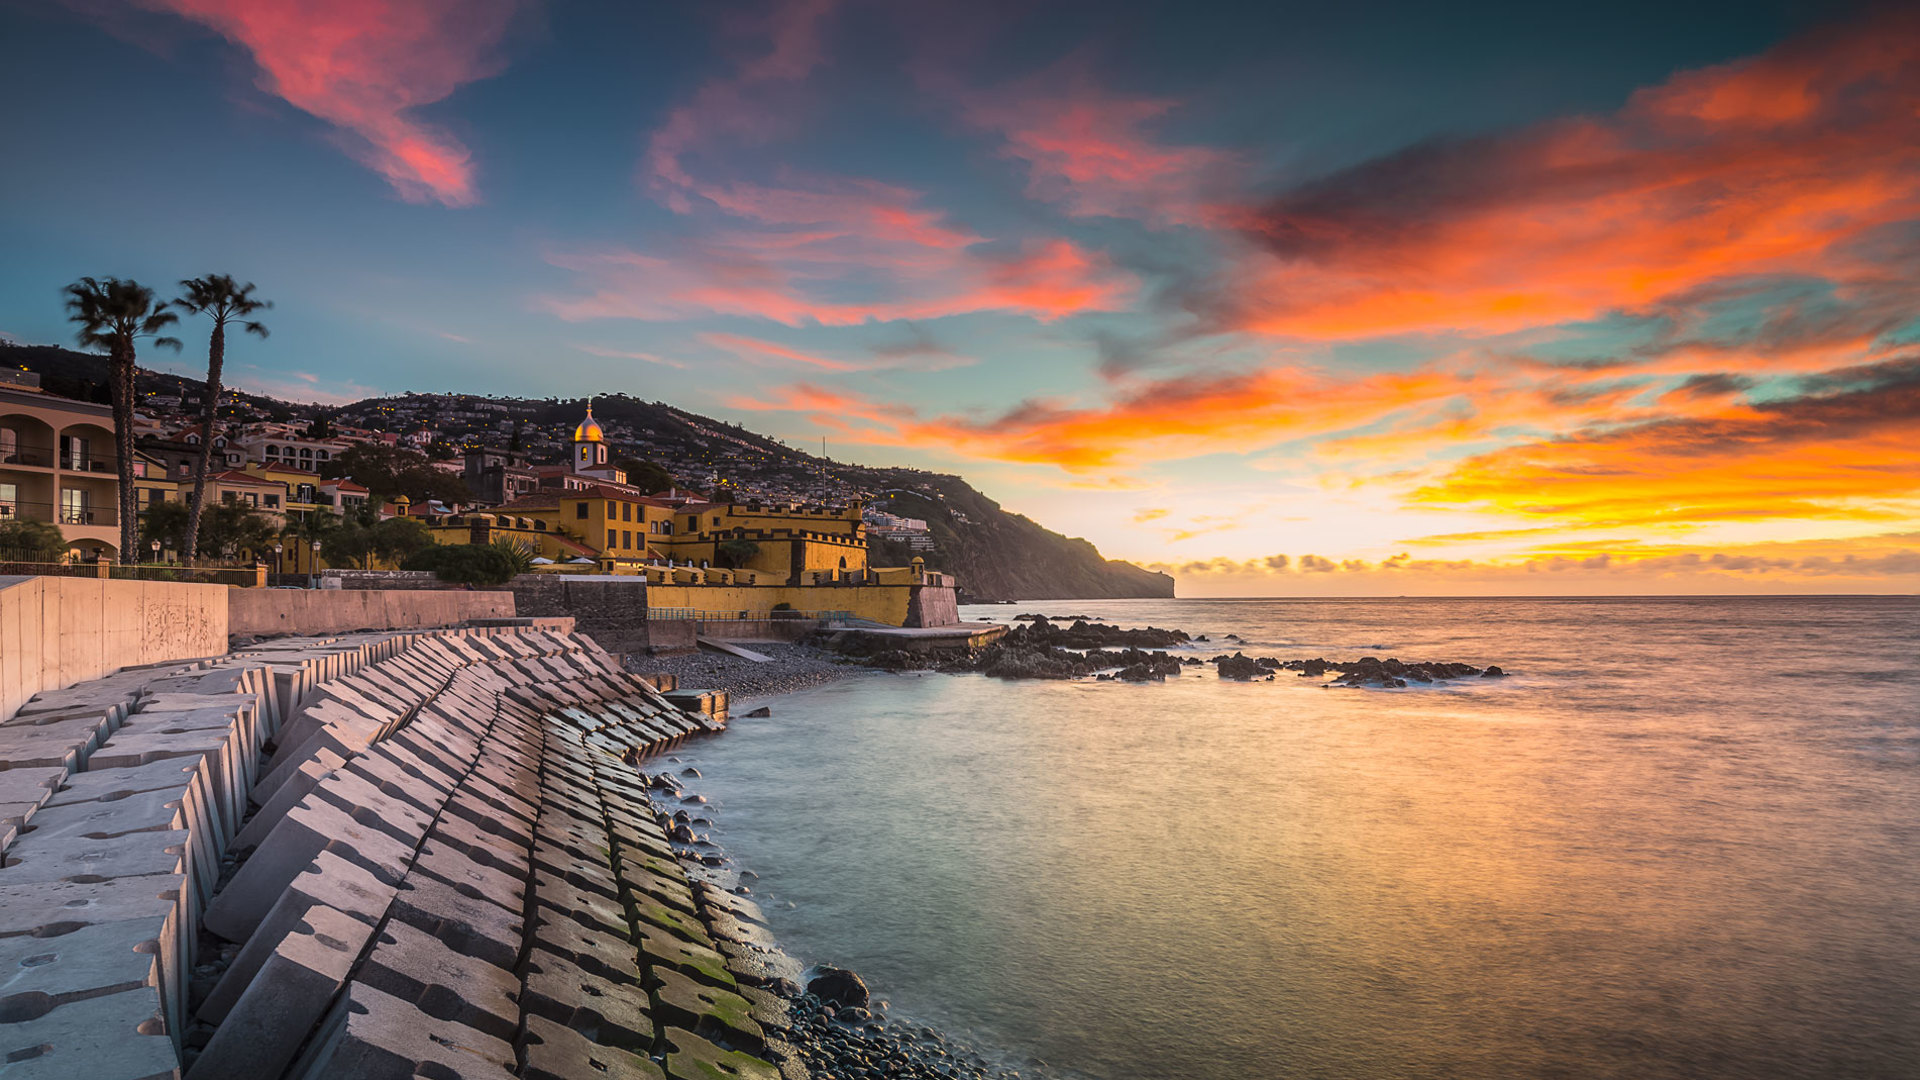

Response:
(647, 607), (853, 622)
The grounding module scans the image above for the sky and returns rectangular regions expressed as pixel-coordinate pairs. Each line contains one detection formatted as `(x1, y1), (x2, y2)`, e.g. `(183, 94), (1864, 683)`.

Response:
(2, 0), (1916, 596)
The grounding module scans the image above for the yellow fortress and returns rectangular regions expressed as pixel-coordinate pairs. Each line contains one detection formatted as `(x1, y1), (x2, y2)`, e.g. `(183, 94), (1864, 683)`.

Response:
(421, 405), (955, 627)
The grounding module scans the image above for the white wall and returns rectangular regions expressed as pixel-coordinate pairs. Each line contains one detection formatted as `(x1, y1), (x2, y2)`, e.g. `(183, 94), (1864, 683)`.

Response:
(0, 575), (229, 721)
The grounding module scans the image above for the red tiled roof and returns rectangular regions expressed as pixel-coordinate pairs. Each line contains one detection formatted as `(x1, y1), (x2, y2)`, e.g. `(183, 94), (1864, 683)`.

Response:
(209, 470), (281, 487)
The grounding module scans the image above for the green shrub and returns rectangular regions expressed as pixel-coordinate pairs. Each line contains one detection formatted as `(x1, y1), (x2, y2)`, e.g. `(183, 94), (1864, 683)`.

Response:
(0, 519), (68, 562)
(401, 543), (521, 586)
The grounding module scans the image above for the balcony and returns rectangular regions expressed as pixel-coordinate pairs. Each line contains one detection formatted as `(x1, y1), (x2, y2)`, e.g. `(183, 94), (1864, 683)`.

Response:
(0, 444), (54, 468)
(0, 501), (119, 527)
(0, 443), (118, 472)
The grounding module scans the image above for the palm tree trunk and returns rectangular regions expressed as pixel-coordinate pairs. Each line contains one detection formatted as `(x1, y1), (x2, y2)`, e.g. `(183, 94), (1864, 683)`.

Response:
(182, 321), (225, 560)
(111, 341), (139, 561)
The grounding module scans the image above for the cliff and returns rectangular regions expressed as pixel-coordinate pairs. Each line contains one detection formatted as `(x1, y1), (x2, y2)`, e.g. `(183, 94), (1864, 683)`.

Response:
(864, 480), (1174, 602)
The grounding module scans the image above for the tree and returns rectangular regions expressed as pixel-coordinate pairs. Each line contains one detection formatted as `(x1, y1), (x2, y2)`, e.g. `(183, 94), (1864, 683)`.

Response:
(491, 537), (537, 574)
(139, 499), (192, 554)
(196, 502), (276, 560)
(319, 519), (374, 570)
(64, 278), (180, 559)
(402, 543), (521, 586)
(319, 514), (429, 569)
(175, 275), (270, 559)
(614, 457), (676, 494)
(0, 519), (67, 562)
(717, 538), (761, 569)
(321, 444), (467, 505)
(369, 517), (432, 566)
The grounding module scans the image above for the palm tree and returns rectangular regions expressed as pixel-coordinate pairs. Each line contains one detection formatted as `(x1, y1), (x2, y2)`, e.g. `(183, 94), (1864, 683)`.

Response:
(175, 276), (270, 559)
(64, 278), (179, 560)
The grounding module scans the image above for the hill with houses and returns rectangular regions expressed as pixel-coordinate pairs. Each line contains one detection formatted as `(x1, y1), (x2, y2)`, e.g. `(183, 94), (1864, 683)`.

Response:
(2, 342), (1173, 600)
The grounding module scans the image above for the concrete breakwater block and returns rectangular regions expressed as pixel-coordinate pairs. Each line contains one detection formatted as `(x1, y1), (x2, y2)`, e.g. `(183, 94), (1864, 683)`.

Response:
(519, 1012), (665, 1080)
(289, 981), (516, 1080)
(0, 766), (68, 851)
(386, 873), (525, 971)
(88, 727), (246, 843)
(635, 925), (737, 990)
(518, 948), (656, 1052)
(358, 919), (521, 1041)
(203, 801), (415, 943)
(229, 748), (346, 852)
(651, 965), (765, 1050)
(0, 985), (178, 1080)
(663, 1026), (780, 1080)
(196, 851), (397, 1025)
(185, 904), (373, 1080)
(1, 828), (188, 889)
(0, 914), (171, 1012)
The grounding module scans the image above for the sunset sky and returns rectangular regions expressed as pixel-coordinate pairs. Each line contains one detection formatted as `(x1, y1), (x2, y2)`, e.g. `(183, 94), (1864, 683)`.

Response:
(2, 0), (1915, 595)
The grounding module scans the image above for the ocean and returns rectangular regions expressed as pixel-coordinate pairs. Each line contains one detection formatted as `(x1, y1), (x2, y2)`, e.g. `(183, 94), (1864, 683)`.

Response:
(663, 596), (1920, 1080)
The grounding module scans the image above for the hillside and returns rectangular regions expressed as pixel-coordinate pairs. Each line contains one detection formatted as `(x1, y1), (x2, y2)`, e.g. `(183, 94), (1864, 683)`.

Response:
(2, 343), (1175, 600)
(865, 481), (1174, 601)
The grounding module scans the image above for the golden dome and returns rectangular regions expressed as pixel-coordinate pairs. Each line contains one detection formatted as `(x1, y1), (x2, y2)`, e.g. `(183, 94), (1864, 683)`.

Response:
(573, 404), (604, 443)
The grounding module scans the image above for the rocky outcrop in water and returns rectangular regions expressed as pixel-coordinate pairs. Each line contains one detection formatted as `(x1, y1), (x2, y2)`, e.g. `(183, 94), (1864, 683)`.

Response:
(824, 619), (1509, 688)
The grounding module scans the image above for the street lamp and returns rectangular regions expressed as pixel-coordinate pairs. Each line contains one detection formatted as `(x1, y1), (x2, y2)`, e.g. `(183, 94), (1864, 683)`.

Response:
(273, 542), (283, 579)
(310, 539), (321, 589)
(149, 539), (160, 567)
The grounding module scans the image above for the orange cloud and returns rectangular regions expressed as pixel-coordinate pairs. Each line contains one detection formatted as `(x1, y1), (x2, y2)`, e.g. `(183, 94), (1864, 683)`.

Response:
(1227, 9), (1920, 339)
(728, 363), (1468, 469)
(140, 0), (525, 206)
(1414, 357), (1920, 528)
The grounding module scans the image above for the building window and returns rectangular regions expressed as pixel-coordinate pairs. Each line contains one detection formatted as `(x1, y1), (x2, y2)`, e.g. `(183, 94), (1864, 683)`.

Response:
(622, 502), (632, 522)
(60, 487), (89, 524)
(61, 434), (90, 471)
(575, 503), (588, 520)
(265, 495), (279, 508)
(0, 483), (16, 518)
(607, 529), (616, 550)
(607, 501), (617, 517)
(622, 530), (632, 549)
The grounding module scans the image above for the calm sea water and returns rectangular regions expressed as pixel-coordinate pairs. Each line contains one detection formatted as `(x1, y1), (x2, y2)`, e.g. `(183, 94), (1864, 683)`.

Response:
(664, 597), (1920, 1080)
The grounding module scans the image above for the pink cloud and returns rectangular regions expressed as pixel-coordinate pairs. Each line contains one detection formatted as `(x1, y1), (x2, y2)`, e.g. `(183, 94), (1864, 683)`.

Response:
(138, 0), (525, 206)
(960, 62), (1236, 226)
(700, 332), (859, 372)
(544, 235), (1136, 327)
(559, 0), (1134, 326)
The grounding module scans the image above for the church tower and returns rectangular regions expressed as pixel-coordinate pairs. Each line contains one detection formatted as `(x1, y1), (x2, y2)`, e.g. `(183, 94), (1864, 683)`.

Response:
(573, 403), (608, 472)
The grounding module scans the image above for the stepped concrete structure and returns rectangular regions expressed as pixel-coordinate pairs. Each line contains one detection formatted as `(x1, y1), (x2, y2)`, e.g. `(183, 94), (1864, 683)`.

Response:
(0, 593), (783, 1079)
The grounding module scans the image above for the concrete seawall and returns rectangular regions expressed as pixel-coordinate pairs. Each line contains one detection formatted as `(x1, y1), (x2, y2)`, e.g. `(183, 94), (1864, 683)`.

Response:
(229, 587), (516, 638)
(0, 575), (229, 724)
